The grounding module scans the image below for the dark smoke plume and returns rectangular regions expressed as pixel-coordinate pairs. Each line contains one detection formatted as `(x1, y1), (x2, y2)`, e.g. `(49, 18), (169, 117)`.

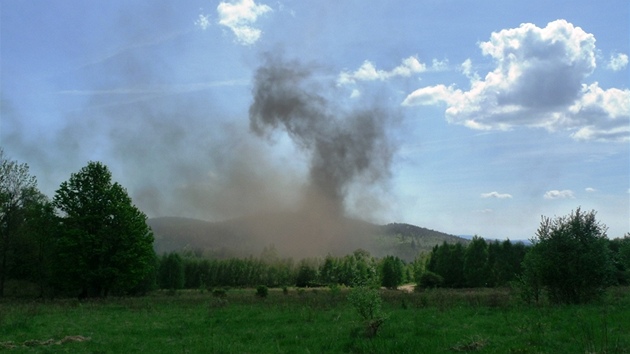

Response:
(249, 55), (395, 217)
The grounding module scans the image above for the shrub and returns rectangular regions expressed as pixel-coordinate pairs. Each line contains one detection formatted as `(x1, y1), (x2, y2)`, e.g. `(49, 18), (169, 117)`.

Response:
(347, 287), (387, 338)
(212, 288), (227, 298)
(522, 208), (614, 304)
(417, 271), (444, 289)
(256, 285), (268, 298)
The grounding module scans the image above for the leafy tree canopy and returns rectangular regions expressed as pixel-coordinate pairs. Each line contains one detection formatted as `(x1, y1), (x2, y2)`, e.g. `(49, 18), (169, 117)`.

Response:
(53, 161), (155, 297)
(522, 207), (614, 304)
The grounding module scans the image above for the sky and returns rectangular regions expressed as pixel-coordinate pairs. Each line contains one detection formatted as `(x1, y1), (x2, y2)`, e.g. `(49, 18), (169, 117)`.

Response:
(1, 0), (628, 241)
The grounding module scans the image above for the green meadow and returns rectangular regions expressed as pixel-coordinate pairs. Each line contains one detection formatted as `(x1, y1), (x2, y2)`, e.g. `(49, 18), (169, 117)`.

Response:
(0, 287), (628, 353)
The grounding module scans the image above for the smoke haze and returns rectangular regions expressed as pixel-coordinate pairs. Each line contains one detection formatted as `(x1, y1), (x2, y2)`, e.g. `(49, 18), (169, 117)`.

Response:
(2, 48), (397, 256)
(249, 54), (395, 217)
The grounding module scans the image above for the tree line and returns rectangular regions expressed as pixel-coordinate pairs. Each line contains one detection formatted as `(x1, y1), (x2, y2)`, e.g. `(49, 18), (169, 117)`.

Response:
(2, 149), (629, 304)
(0, 150), (154, 298)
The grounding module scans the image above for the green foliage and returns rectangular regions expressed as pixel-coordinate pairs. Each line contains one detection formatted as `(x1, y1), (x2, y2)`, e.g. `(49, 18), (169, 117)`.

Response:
(518, 251), (543, 304)
(427, 242), (466, 288)
(487, 239), (528, 287)
(417, 271), (444, 289)
(318, 255), (338, 285)
(0, 288), (629, 352)
(52, 161), (155, 297)
(158, 253), (185, 290)
(295, 260), (318, 287)
(522, 208), (614, 304)
(464, 236), (490, 287)
(610, 234), (630, 285)
(380, 255), (404, 289)
(255, 285), (268, 298)
(0, 150), (41, 297)
(212, 288), (227, 298)
(347, 286), (387, 338)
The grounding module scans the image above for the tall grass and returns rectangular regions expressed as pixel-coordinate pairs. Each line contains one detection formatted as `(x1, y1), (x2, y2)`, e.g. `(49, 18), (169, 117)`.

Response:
(0, 287), (627, 353)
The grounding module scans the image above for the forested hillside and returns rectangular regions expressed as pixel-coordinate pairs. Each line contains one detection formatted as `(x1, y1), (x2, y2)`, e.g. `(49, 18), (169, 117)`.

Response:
(149, 216), (469, 261)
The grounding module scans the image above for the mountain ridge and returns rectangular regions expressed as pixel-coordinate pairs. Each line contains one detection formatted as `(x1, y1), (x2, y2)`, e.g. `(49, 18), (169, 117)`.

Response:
(148, 215), (469, 261)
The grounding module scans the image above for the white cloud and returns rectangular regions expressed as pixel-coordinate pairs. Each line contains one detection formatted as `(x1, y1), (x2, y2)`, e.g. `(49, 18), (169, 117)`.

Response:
(481, 191), (512, 199)
(338, 56), (447, 85)
(402, 84), (462, 106)
(474, 209), (494, 214)
(481, 191), (513, 199)
(585, 187), (596, 192)
(544, 189), (575, 199)
(460, 58), (479, 82)
(403, 20), (630, 142)
(569, 83), (630, 141)
(608, 53), (629, 71)
(217, 0), (272, 45)
(195, 13), (211, 30)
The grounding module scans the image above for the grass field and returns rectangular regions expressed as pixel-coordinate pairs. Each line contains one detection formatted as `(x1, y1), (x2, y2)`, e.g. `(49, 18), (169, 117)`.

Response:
(0, 286), (628, 353)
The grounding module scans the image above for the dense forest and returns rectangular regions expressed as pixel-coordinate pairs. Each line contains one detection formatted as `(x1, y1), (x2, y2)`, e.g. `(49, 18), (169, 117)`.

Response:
(1, 150), (629, 304)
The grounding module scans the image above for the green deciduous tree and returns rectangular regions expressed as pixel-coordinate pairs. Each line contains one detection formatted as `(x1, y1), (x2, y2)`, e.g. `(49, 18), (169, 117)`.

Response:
(53, 161), (155, 297)
(319, 254), (338, 285)
(521, 208), (614, 304)
(0, 150), (41, 296)
(295, 259), (318, 287)
(609, 234), (630, 285)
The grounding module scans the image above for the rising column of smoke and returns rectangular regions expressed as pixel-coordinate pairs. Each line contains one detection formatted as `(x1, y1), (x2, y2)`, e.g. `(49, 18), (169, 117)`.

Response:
(248, 54), (394, 218)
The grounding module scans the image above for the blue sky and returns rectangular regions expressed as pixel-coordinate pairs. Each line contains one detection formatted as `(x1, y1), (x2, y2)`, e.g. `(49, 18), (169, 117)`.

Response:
(1, 0), (628, 240)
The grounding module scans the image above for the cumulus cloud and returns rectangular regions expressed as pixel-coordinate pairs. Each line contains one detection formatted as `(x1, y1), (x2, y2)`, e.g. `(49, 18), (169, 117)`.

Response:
(543, 189), (575, 199)
(608, 53), (629, 71)
(338, 56), (445, 85)
(481, 191), (513, 199)
(585, 187), (596, 192)
(217, 0), (272, 45)
(403, 20), (630, 142)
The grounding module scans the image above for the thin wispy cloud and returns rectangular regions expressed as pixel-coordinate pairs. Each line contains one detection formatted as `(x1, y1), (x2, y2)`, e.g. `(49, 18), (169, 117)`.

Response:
(607, 53), (628, 71)
(55, 79), (249, 96)
(217, 0), (272, 45)
(544, 189), (575, 199)
(54, 80), (249, 112)
(403, 20), (630, 143)
(481, 191), (513, 199)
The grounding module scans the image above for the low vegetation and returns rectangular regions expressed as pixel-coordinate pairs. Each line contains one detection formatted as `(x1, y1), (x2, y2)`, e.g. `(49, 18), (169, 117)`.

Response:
(0, 287), (628, 353)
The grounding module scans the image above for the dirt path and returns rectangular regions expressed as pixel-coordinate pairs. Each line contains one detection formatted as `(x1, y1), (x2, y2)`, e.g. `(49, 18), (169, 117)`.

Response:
(397, 284), (415, 293)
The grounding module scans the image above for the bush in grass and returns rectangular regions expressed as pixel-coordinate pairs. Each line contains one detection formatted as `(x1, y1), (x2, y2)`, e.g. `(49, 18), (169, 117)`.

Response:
(417, 271), (444, 289)
(347, 286), (387, 338)
(212, 288), (227, 298)
(329, 283), (341, 296)
(256, 285), (268, 298)
(282, 286), (289, 295)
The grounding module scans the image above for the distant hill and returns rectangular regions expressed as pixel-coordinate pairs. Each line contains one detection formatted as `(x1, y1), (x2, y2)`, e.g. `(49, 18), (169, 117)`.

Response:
(148, 214), (469, 261)
(378, 223), (470, 260)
